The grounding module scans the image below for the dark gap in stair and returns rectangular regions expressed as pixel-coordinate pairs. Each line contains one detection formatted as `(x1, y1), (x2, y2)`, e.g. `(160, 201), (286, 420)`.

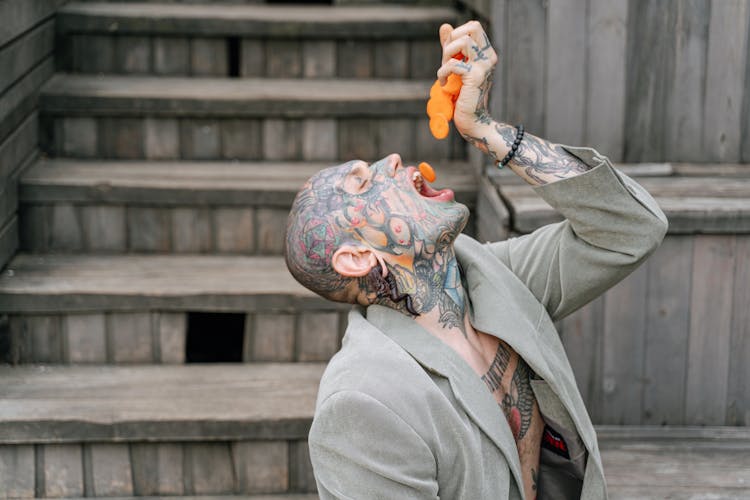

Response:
(227, 36), (240, 77)
(185, 312), (245, 362)
(0, 315), (10, 363)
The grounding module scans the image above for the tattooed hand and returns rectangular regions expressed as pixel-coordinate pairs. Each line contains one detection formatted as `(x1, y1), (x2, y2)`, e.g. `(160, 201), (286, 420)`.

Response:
(436, 21), (498, 139)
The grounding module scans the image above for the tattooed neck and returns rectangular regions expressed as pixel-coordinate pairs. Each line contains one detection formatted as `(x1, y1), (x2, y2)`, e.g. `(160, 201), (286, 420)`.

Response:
(401, 247), (469, 338)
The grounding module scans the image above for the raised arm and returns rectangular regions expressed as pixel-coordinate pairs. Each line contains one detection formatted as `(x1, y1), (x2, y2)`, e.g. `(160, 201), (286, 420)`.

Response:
(436, 21), (592, 186)
(440, 21), (668, 319)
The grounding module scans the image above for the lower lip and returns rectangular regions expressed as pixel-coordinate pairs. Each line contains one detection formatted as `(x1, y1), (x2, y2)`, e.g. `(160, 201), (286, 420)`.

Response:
(428, 189), (455, 202)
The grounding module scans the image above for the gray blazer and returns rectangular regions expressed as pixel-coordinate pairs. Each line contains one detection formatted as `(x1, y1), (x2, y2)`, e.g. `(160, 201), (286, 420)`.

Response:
(309, 146), (668, 500)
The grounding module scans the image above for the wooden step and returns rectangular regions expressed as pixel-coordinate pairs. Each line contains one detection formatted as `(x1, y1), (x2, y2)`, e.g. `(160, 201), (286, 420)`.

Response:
(58, 3), (455, 38)
(0, 364), (322, 496)
(0, 363), (747, 499)
(57, 2), (454, 79)
(0, 254), (348, 364)
(40, 75), (465, 162)
(18, 158), (477, 254)
(492, 173), (750, 234)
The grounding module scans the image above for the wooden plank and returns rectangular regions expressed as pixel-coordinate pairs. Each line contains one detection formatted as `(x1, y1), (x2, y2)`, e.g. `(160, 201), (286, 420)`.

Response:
(0, 445), (34, 498)
(0, 254), (340, 314)
(247, 313), (295, 362)
(0, 364), (324, 444)
(232, 441), (288, 493)
(0, 217), (18, 277)
(289, 440), (316, 493)
(302, 40), (335, 78)
(727, 235), (750, 425)
(127, 207), (171, 252)
(642, 236), (692, 425)
(624, 0), (677, 161)
(504, 0), (546, 134)
(184, 443), (233, 494)
(685, 235), (735, 425)
(221, 119), (262, 160)
(43, 444), (84, 497)
(88, 444), (133, 496)
(265, 40), (302, 78)
(190, 38), (227, 76)
(131, 443), (183, 495)
(213, 207), (254, 253)
(296, 312), (339, 362)
(262, 119), (302, 161)
(585, 0), (627, 161)
(0, 19), (53, 95)
(40, 74), (432, 119)
(172, 208), (212, 253)
(156, 312), (186, 364)
(108, 312), (154, 363)
(114, 35), (151, 74)
(64, 314), (107, 363)
(337, 40), (372, 78)
(560, 297), (605, 422)
(545, 0), (586, 146)
(0, 113), (38, 197)
(153, 36), (189, 76)
(0, 56), (52, 148)
(744, 8), (750, 163)
(601, 264), (649, 424)
(80, 206), (126, 252)
(56, 3), (455, 38)
(0, 0), (59, 48)
(664, 0), (709, 161)
(488, 0), (507, 123)
(703, 0), (749, 162)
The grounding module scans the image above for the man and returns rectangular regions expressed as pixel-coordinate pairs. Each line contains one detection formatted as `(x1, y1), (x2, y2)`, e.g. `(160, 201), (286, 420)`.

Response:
(285, 21), (667, 500)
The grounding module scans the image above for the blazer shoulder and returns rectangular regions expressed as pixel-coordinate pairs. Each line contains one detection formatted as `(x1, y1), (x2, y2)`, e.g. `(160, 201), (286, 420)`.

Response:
(315, 312), (446, 426)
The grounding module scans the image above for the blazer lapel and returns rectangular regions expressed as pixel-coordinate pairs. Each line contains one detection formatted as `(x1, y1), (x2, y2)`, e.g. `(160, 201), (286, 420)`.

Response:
(366, 305), (526, 496)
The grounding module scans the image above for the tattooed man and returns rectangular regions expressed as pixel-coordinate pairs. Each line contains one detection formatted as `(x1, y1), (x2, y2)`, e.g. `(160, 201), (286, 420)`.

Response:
(286, 21), (667, 500)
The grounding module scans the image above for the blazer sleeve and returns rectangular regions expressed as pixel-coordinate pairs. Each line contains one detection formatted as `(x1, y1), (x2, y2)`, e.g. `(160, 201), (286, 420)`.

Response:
(485, 145), (668, 321)
(309, 390), (439, 500)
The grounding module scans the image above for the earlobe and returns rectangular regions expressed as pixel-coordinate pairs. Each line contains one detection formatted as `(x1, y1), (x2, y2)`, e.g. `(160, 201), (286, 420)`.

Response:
(332, 245), (378, 277)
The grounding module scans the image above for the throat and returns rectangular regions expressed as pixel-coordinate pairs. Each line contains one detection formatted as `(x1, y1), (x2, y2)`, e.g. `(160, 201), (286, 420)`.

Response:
(413, 253), (470, 338)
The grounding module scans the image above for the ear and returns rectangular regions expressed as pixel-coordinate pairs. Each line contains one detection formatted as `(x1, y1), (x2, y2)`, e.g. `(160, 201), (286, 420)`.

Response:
(332, 245), (378, 278)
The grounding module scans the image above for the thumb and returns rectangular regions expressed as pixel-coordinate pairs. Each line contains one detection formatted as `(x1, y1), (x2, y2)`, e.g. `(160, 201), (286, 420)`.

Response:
(439, 23), (453, 47)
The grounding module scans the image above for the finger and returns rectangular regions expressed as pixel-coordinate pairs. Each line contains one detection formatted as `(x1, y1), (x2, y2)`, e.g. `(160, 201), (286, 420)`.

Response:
(439, 23), (453, 48)
(445, 20), (485, 47)
(441, 35), (474, 65)
(437, 58), (470, 86)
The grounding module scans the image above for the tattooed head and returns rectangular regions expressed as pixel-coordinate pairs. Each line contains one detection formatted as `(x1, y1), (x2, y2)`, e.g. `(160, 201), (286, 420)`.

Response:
(285, 154), (469, 306)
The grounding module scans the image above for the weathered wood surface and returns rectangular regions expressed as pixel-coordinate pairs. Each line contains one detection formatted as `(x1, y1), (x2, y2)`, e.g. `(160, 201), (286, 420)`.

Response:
(0, 254), (341, 313)
(57, 3), (456, 38)
(488, 0), (750, 163)
(498, 176), (750, 234)
(0, 364), (325, 443)
(20, 159), (477, 207)
(600, 426), (750, 499)
(40, 74), (432, 118)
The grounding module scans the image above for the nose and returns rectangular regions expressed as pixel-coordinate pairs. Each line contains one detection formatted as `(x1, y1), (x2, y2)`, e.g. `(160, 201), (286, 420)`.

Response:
(385, 153), (402, 176)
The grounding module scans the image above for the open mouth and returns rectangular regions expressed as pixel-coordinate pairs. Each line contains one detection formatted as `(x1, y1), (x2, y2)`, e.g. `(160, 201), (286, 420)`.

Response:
(411, 170), (455, 202)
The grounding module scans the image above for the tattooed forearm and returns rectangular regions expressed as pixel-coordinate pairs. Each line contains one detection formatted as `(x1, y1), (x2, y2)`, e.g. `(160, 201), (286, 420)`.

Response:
(473, 70), (494, 125)
(494, 124), (590, 185)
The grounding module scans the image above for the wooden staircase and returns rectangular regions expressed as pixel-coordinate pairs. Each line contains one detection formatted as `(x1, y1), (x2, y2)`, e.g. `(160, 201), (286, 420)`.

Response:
(0, 1), (467, 496)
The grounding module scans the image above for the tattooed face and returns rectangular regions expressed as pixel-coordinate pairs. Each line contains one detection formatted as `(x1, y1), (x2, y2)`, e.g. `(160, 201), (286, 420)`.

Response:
(285, 153), (469, 302)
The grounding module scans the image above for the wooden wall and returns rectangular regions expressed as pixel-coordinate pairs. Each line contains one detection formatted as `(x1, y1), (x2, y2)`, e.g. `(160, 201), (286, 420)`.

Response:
(0, 0), (64, 270)
(559, 234), (749, 426)
(487, 0), (750, 163)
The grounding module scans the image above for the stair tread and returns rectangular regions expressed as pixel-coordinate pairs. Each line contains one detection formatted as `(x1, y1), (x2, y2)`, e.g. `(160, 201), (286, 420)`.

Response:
(0, 253), (335, 313)
(41, 74), (433, 117)
(59, 2), (456, 37)
(0, 363), (324, 443)
(21, 158), (477, 206)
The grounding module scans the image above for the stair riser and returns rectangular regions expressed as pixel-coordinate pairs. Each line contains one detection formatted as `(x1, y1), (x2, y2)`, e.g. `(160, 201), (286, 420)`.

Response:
(2, 309), (346, 365)
(0, 439), (315, 497)
(20, 203), (293, 255)
(58, 34), (442, 80)
(41, 115), (466, 162)
(19, 197), (476, 256)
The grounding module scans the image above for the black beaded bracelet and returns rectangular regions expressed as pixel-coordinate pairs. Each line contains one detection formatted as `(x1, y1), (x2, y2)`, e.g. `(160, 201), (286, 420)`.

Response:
(497, 124), (525, 168)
